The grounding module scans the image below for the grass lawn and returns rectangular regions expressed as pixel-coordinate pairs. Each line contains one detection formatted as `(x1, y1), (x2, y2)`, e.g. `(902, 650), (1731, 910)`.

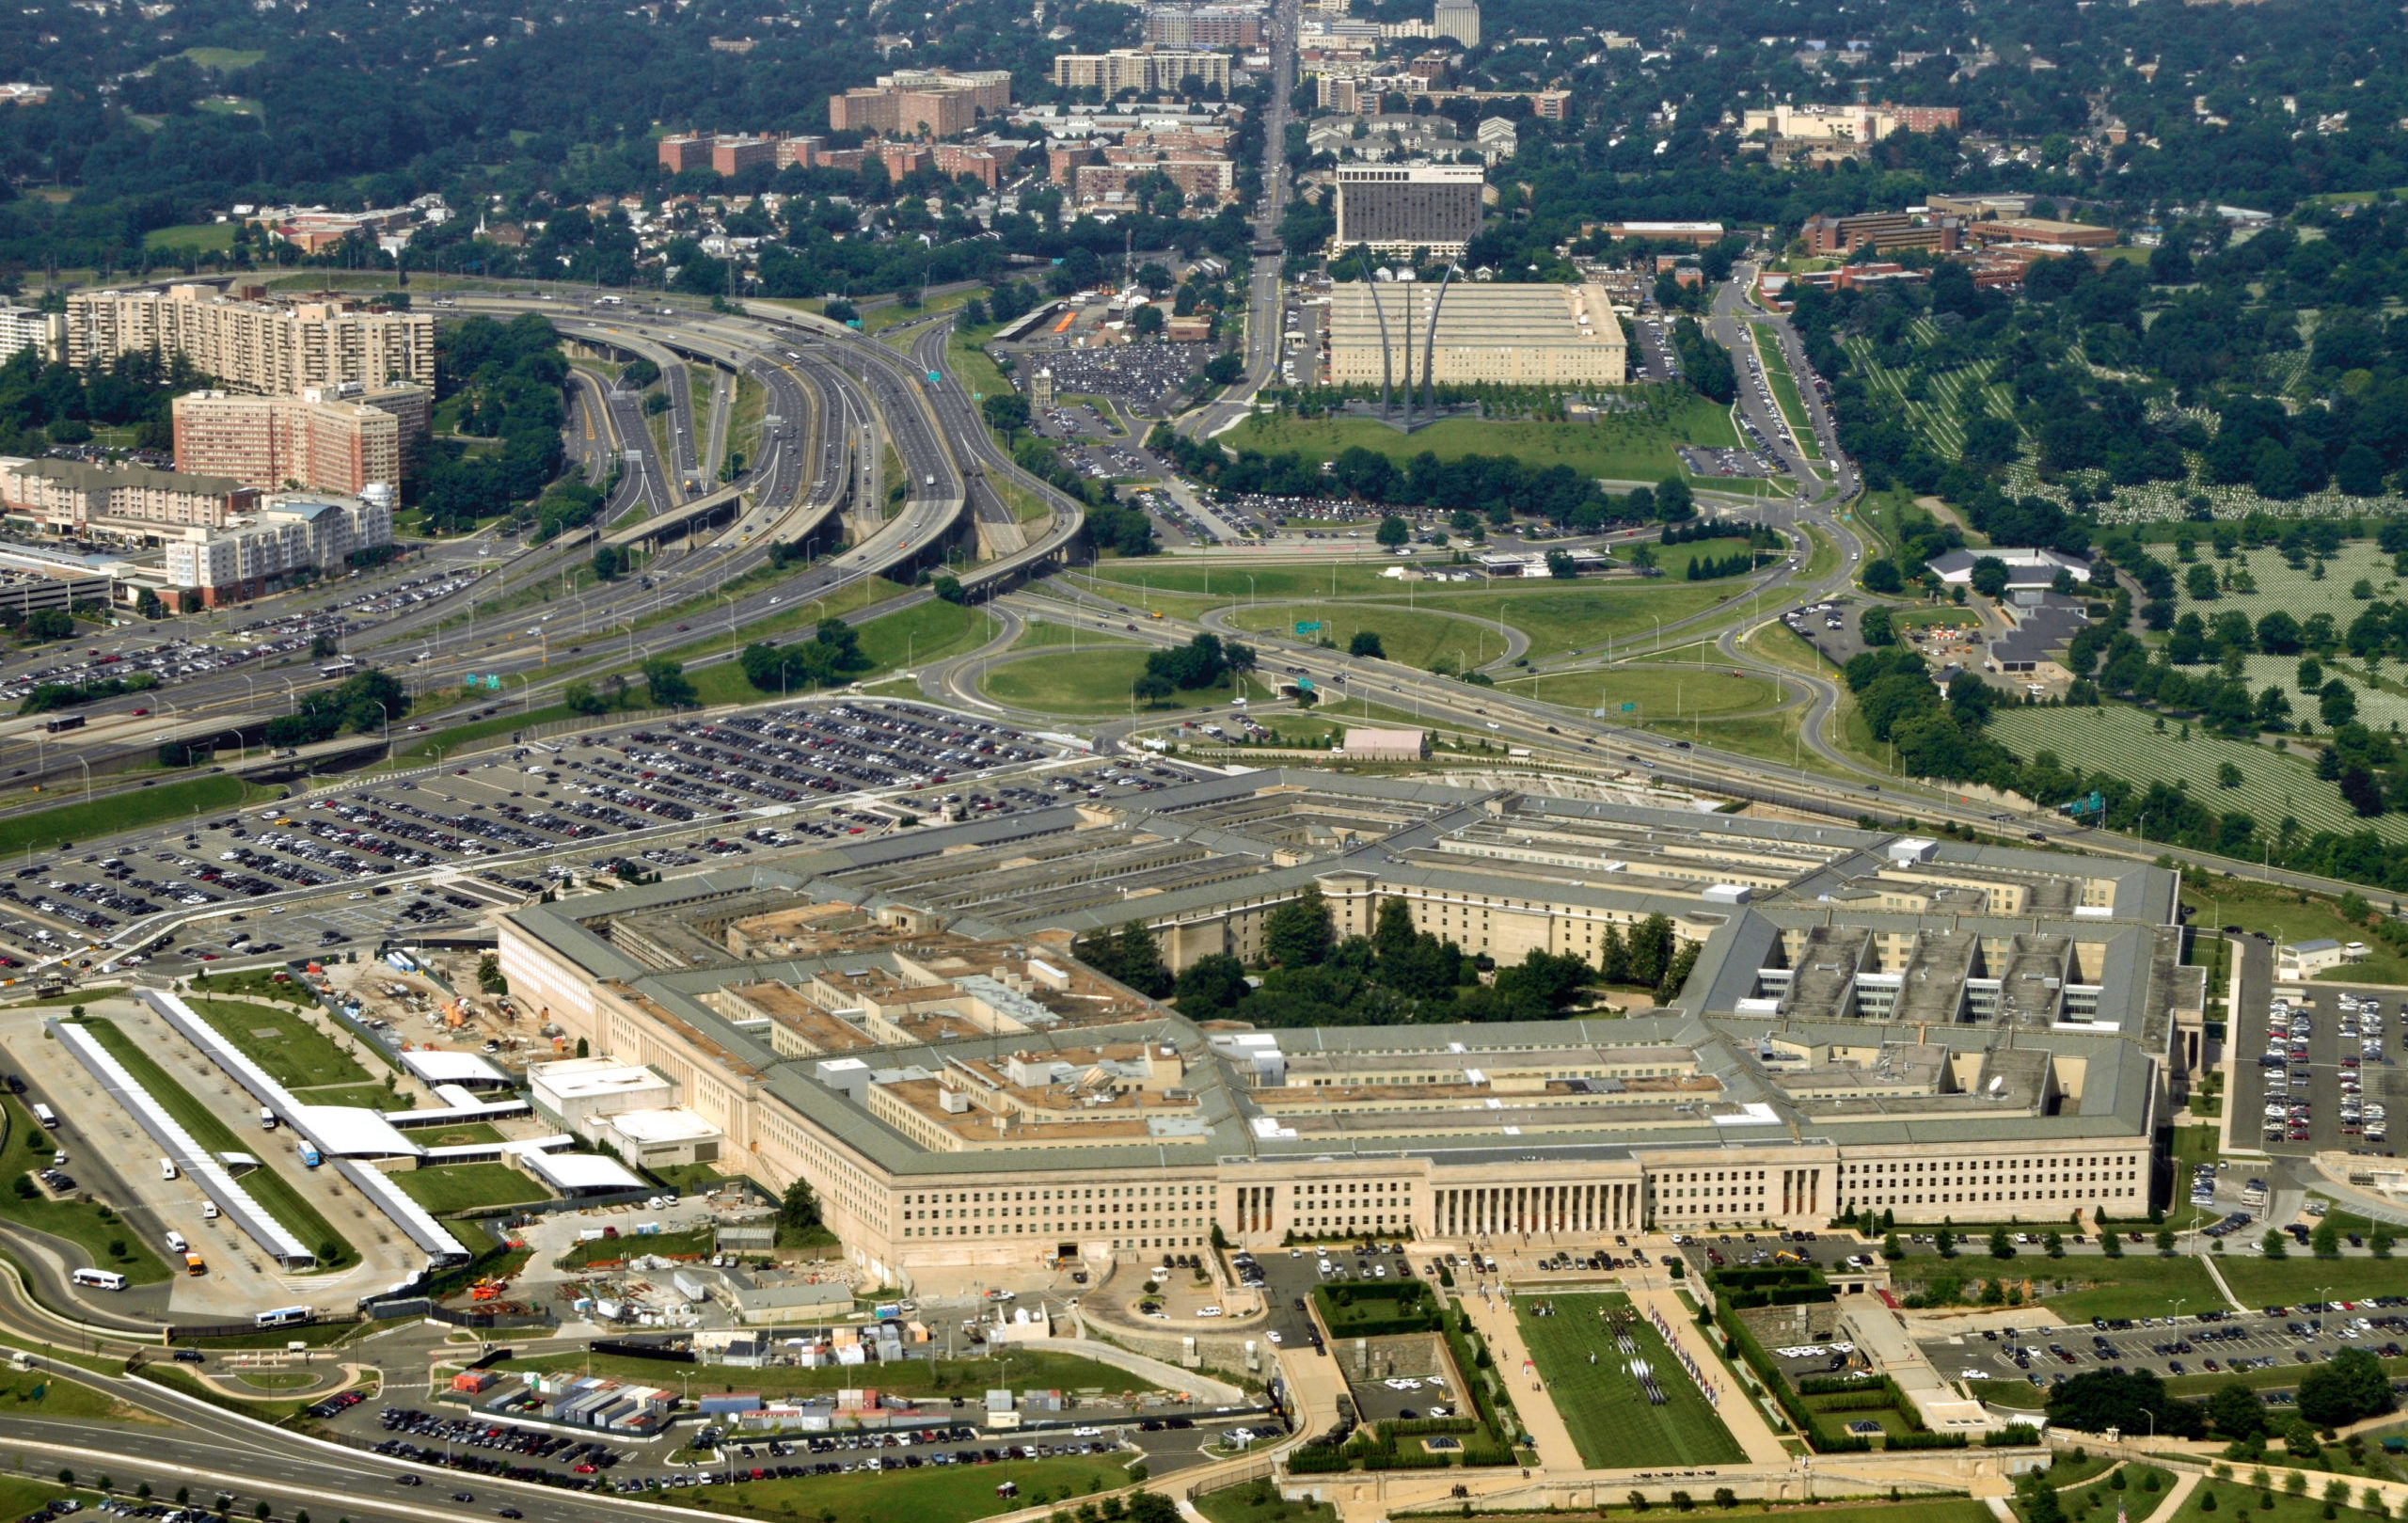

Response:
(981, 649), (1261, 715)
(1499, 664), (1784, 726)
(182, 998), (369, 1090)
(672, 1452), (1135, 1522)
(2180, 875), (2408, 986)
(74, 1020), (356, 1270)
(2166, 1482), (2376, 1523)
(1513, 1292), (1747, 1468)
(556, 1226), (714, 1268)
(2210, 1251), (2408, 1306)
(296, 1082), (405, 1109)
(143, 222), (236, 253)
(1222, 580), (1749, 665)
(391, 1164), (552, 1215)
(0, 1095), (174, 1285)
(1226, 395), (1739, 485)
(180, 45), (266, 67)
(502, 1347), (1146, 1402)
(1886, 1252), (2225, 1324)
(0, 773), (266, 860)
(855, 597), (995, 673)
(1194, 1481), (1338, 1523)
(0, 1361), (136, 1421)
(1005, 616), (1149, 652)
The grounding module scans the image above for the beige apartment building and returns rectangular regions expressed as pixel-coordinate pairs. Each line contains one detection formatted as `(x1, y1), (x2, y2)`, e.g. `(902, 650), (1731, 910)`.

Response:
(1052, 48), (1232, 95)
(0, 456), (256, 534)
(68, 285), (436, 395)
(498, 774), (2186, 1287)
(172, 383), (429, 496)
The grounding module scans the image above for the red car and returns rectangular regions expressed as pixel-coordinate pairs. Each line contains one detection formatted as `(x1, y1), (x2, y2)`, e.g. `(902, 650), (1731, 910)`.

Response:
(130, 707), (150, 716)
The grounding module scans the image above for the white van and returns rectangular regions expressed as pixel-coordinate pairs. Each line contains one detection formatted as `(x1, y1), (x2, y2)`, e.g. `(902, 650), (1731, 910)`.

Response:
(164, 1230), (187, 1254)
(201, 1201), (219, 1220)
(161, 1157), (177, 1182)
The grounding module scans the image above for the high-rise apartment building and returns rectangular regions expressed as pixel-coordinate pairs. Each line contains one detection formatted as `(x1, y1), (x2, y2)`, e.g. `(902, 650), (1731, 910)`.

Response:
(67, 286), (435, 395)
(171, 382), (429, 496)
(0, 306), (64, 364)
(710, 135), (779, 175)
(829, 70), (1011, 137)
(657, 133), (718, 172)
(1143, 6), (1263, 48)
(1051, 48), (1232, 94)
(1331, 162), (1485, 254)
(1432, 0), (1479, 45)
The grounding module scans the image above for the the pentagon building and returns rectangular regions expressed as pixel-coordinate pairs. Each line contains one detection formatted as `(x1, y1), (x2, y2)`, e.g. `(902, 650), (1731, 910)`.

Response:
(499, 770), (2204, 1283)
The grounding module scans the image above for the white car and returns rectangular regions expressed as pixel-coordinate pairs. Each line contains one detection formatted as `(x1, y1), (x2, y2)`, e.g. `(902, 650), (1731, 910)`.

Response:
(1196, 1306), (1225, 1318)
(1266, 1330), (1283, 1344)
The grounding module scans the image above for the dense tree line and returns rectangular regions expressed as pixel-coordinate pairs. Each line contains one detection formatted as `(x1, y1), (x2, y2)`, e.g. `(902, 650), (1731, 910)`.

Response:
(420, 314), (569, 533)
(0, 346), (205, 457)
(1148, 428), (1697, 531)
(262, 668), (409, 748)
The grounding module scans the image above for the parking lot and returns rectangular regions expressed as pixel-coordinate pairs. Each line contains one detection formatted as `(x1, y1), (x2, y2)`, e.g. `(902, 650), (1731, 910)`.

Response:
(1019, 343), (1214, 416)
(2233, 983), (2400, 1158)
(1920, 1300), (2408, 1403)
(0, 699), (1195, 973)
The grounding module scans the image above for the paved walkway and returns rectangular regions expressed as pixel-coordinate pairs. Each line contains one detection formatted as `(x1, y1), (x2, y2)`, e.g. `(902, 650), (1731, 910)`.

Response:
(1453, 1278), (1586, 1472)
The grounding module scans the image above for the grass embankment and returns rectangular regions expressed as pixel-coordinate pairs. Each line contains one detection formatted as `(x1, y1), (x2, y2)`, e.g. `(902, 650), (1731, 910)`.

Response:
(0, 774), (268, 860)
(1513, 1292), (1747, 1468)
(1193, 1483), (1339, 1523)
(1885, 1252), (2223, 1325)
(662, 597), (996, 707)
(669, 1453), (1136, 1522)
(73, 1021), (356, 1270)
(499, 1346), (1144, 1402)
(0, 1094), (173, 1285)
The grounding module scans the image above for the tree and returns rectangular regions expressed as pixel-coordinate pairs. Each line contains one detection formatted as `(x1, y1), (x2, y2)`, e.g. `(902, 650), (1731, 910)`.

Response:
(642, 658), (697, 707)
(1545, 549), (1579, 579)
(2296, 1347), (2394, 1428)
(1349, 630), (1386, 658)
(932, 575), (966, 605)
(1863, 559), (1904, 595)
(780, 1178), (822, 1233)
(1172, 952), (1248, 1016)
(1989, 1227), (2015, 1259)
(1654, 477), (1694, 519)
(2311, 1219), (2340, 1259)
(1861, 607), (1895, 646)
(593, 544), (627, 580)
(2047, 1370), (2207, 1438)
(2206, 1382), (2269, 1441)
(2260, 1230), (2288, 1259)
(1971, 557), (2011, 599)
(1375, 515), (1410, 547)
(982, 392), (1030, 437)
(1263, 886), (1335, 968)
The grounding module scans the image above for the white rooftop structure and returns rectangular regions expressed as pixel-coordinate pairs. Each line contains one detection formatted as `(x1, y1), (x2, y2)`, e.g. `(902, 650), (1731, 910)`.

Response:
(293, 1105), (424, 1158)
(530, 1057), (674, 1126)
(521, 1150), (648, 1196)
(400, 1049), (514, 1087)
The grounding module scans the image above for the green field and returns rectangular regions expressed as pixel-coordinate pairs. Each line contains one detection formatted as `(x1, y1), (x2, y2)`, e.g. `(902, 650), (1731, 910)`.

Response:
(1501, 663), (1786, 726)
(1988, 705), (2400, 843)
(0, 1096), (174, 1286)
(180, 46), (266, 67)
(673, 1453), (1136, 1522)
(1513, 1292), (1747, 1468)
(1193, 1481), (1338, 1523)
(0, 773), (270, 861)
(75, 1020), (356, 1269)
(1884, 1252), (2224, 1324)
(2184, 875), (2408, 984)
(2210, 1250), (2408, 1307)
(981, 648), (1259, 715)
(183, 997), (370, 1090)
(391, 1164), (552, 1215)
(143, 222), (238, 252)
(1226, 394), (1740, 485)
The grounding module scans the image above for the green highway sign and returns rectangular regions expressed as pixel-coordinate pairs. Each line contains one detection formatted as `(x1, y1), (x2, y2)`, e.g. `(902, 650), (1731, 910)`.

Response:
(1621, 702), (1637, 712)
(927, 370), (943, 384)
(1295, 621), (1322, 635)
